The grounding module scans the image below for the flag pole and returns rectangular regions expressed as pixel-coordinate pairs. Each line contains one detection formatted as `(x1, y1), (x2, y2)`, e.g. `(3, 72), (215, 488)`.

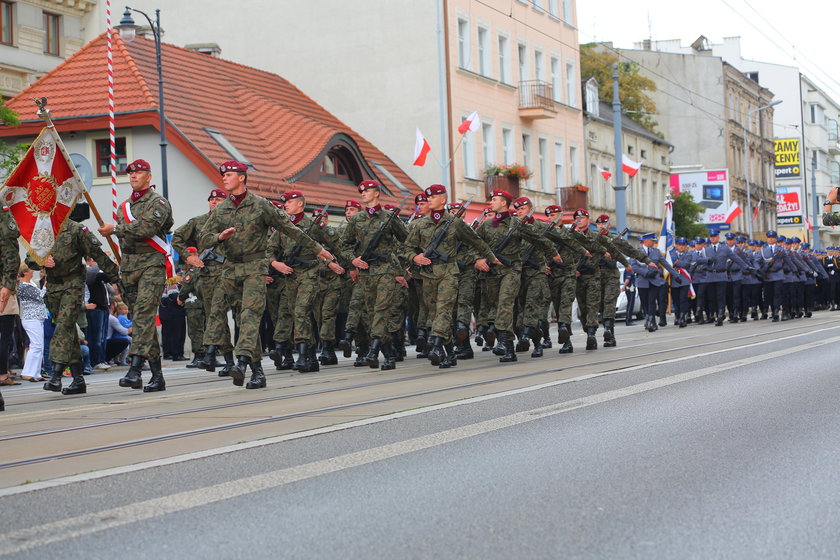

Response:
(33, 99), (122, 264)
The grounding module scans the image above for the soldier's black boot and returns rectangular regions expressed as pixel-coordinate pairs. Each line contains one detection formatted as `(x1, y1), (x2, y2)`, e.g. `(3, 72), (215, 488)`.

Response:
(499, 331), (518, 363)
(805, 307), (813, 318)
(456, 338), (474, 360)
(644, 315), (653, 332)
(427, 336), (445, 366)
(44, 362), (64, 392)
(364, 338), (381, 369)
(728, 311), (739, 324)
(218, 351), (235, 377)
(603, 319), (616, 348)
(529, 327), (543, 357)
(295, 343), (311, 372)
(380, 340), (396, 371)
(515, 329), (530, 353)
(558, 339), (574, 354)
(246, 360), (266, 389)
(485, 324), (497, 348)
(269, 343), (285, 368)
(353, 344), (369, 367)
(306, 344), (320, 372)
(391, 332), (405, 362)
(415, 328), (428, 356)
(186, 352), (204, 368)
(62, 362), (87, 395)
(540, 320), (552, 349)
(440, 343), (457, 368)
(119, 356), (144, 389)
(318, 340), (338, 366)
(740, 310), (748, 322)
(678, 313), (687, 328)
(455, 321), (470, 344)
(781, 309), (790, 321)
(585, 327), (598, 350)
(338, 331), (354, 358)
(474, 325), (486, 347)
(143, 358), (166, 392)
(230, 356), (250, 386)
(197, 345), (218, 372)
(557, 322), (570, 344)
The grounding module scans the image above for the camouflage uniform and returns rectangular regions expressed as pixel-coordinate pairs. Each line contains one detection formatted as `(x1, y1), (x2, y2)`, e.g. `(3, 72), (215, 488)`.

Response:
(339, 206), (408, 367)
(176, 266), (204, 356)
(594, 233), (632, 322)
(199, 191), (322, 364)
(28, 221), (119, 367)
(114, 188), (173, 361)
(313, 221), (342, 344)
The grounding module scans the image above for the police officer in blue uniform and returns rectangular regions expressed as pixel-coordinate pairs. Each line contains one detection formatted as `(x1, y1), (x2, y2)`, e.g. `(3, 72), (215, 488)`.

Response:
(700, 230), (748, 326)
(760, 231), (786, 321)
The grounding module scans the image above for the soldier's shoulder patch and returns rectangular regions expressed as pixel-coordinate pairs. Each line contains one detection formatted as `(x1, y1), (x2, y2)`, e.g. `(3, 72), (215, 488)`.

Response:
(82, 226), (89, 232)
(1, 206), (8, 211)
(158, 199), (167, 205)
(9, 221), (16, 230)
(153, 210), (161, 218)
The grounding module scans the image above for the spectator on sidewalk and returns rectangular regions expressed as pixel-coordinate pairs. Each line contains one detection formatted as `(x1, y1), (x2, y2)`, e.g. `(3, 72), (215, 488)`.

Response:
(85, 257), (112, 371)
(17, 265), (47, 382)
(106, 303), (132, 365)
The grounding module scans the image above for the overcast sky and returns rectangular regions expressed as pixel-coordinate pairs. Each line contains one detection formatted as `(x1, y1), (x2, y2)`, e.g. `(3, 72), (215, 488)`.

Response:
(577, 0), (840, 102)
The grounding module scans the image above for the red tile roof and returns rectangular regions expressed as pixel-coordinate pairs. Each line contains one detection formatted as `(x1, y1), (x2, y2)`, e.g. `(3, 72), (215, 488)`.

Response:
(2, 32), (420, 207)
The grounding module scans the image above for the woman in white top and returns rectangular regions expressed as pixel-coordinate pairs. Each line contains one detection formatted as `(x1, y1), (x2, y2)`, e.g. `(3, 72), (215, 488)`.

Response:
(17, 264), (47, 382)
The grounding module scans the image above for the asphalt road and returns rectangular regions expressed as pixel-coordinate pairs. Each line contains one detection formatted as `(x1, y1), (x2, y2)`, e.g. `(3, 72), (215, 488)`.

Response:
(2, 317), (840, 559)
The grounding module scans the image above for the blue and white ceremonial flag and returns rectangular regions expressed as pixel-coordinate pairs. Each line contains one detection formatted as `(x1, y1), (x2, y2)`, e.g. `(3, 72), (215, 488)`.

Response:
(657, 198), (675, 266)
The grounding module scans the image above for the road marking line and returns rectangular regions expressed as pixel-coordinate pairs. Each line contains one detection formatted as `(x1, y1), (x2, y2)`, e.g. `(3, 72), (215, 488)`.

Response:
(1, 324), (837, 499)
(0, 334), (835, 556)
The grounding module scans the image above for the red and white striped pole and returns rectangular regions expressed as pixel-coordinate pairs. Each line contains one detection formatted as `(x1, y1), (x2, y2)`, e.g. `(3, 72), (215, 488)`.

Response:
(106, 0), (118, 228)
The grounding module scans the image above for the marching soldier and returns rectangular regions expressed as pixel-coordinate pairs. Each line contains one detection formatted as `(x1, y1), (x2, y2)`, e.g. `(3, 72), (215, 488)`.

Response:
(759, 231), (786, 321)
(199, 161), (331, 389)
(401, 184), (496, 367)
(32, 218), (119, 395)
(313, 207), (345, 366)
(700, 230), (748, 326)
(171, 188), (233, 372)
(449, 201), (484, 359)
(629, 233), (678, 332)
(544, 205), (581, 353)
(98, 159), (173, 392)
(669, 237), (694, 327)
(337, 200), (369, 363)
(338, 180), (408, 370)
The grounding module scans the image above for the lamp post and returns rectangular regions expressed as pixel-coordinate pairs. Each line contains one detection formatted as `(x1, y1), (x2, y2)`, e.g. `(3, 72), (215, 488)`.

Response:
(116, 6), (169, 200)
(742, 99), (782, 238)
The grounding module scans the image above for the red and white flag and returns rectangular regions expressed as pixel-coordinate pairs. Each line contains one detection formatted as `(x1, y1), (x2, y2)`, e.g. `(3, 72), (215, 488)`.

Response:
(621, 154), (641, 177)
(597, 165), (612, 182)
(752, 199), (762, 222)
(1, 125), (86, 264)
(805, 217), (813, 231)
(457, 110), (481, 134)
(413, 128), (431, 167)
(121, 200), (176, 280)
(724, 201), (742, 224)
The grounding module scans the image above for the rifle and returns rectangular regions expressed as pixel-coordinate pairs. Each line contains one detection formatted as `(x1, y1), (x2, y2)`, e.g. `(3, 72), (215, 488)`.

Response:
(360, 197), (408, 265)
(417, 198), (472, 271)
(470, 208), (490, 229)
(523, 212), (563, 270)
(285, 203), (331, 270)
(491, 206), (536, 267)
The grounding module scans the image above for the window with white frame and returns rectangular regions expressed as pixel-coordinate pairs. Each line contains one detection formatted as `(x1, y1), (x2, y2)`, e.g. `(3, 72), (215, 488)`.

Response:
(457, 18), (470, 70)
(538, 138), (548, 192)
(551, 57), (560, 102)
(502, 128), (514, 165)
(549, 0), (559, 17)
(566, 62), (576, 107)
(482, 122), (495, 171)
(590, 164), (599, 206)
(477, 26), (490, 77)
(533, 0), (543, 10)
(534, 50), (544, 82)
(562, 0), (573, 23)
(498, 35), (510, 84)
(463, 124), (477, 178)
(522, 133), (532, 180)
(568, 145), (578, 183)
(554, 142), (564, 189)
(518, 43), (528, 84)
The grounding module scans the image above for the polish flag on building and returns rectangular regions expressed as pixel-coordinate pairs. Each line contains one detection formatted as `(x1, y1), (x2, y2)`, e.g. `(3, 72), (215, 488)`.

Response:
(724, 201), (742, 224)
(805, 217), (813, 230)
(413, 128), (431, 167)
(621, 154), (641, 177)
(752, 199), (762, 222)
(457, 110), (481, 134)
(596, 165), (612, 182)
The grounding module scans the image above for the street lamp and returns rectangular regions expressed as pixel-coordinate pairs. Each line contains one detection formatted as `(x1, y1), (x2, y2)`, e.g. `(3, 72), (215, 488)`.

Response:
(742, 99), (782, 238)
(116, 6), (169, 200)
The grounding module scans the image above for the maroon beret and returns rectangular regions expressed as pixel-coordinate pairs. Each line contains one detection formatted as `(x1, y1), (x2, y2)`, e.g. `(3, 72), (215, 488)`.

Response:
(595, 214), (610, 224)
(414, 193), (428, 204)
(573, 208), (590, 218)
(424, 184), (447, 197)
(219, 160), (248, 174)
(312, 208), (329, 218)
(284, 190), (304, 200)
(125, 159), (151, 173)
(490, 189), (513, 202)
(512, 197), (532, 209)
(208, 188), (227, 200)
(447, 202), (463, 211)
(270, 200), (284, 209)
(345, 199), (362, 210)
(544, 205), (563, 215)
(383, 204), (399, 213)
(358, 179), (381, 193)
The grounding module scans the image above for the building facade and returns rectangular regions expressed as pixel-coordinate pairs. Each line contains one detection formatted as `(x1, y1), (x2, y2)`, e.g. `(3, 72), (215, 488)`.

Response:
(0, 0), (95, 98)
(83, 0), (585, 214)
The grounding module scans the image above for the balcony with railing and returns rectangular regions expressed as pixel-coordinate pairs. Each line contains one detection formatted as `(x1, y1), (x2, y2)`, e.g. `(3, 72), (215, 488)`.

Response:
(518, 80), (557, 120)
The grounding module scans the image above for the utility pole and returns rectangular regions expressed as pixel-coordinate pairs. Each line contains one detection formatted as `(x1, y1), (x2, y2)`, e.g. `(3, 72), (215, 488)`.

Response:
(612, 63), (627, 234)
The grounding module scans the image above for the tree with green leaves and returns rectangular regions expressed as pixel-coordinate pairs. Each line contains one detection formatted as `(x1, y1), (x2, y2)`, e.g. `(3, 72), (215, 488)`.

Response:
(0, 98), (27, 180)
(672, 191), (708, 240)
(580, 43), (659, 133)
